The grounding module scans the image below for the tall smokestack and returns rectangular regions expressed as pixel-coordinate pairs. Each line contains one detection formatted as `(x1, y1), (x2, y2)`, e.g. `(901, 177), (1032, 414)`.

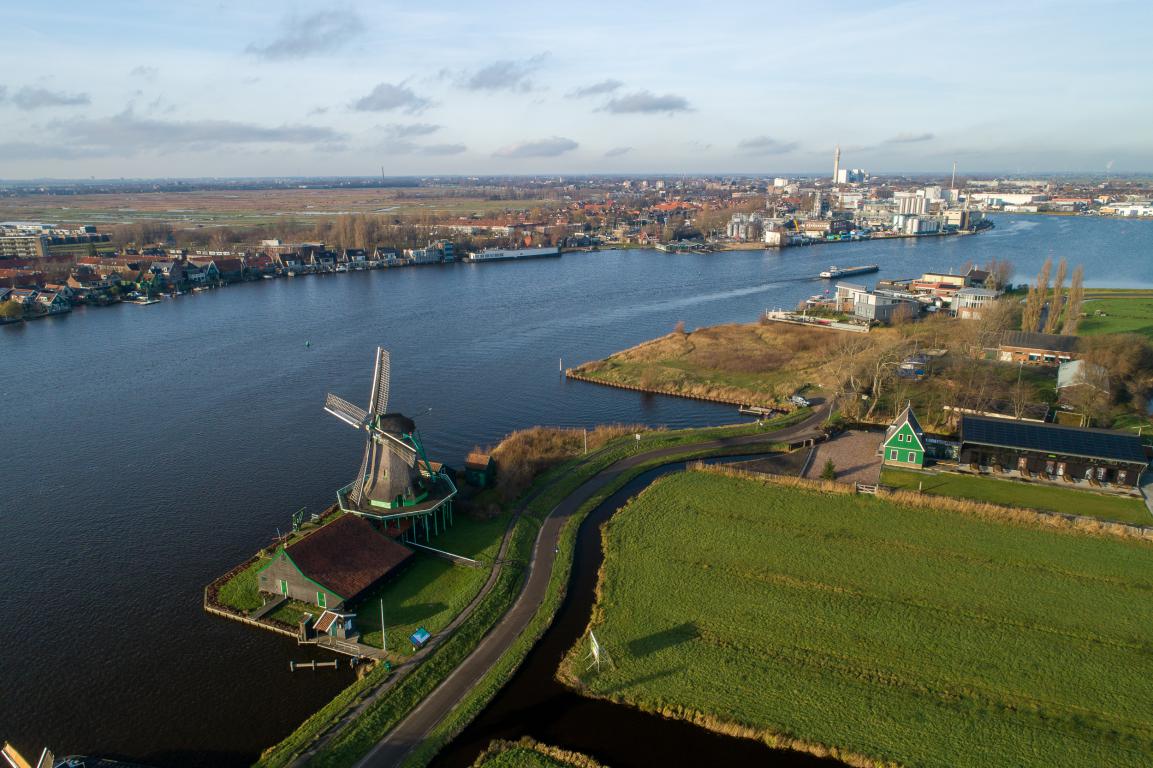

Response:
(833, 145), (841, 184)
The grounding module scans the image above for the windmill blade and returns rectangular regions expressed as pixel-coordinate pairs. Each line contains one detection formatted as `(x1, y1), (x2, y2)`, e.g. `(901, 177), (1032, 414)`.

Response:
(382, 431), (417, 465)
(350, 440), (373, 507)
(325, 393), (369, 428)
(368, 347), (391, 416)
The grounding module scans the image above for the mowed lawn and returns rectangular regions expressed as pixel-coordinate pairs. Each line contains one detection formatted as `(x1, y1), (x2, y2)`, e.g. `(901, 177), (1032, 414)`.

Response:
(1079, 294), (1153, 338)
(578, 471), (1153, 768)
(881, 467), (1152, 525)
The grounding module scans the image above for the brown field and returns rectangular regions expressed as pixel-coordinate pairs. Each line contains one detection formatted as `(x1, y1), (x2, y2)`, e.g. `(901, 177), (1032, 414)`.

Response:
(0, 187), (558, 228)
(571, 318), (1059, 429)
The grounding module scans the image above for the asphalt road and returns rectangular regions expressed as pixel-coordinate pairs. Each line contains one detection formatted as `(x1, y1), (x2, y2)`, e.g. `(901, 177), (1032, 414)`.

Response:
(356, 410), (827, 768)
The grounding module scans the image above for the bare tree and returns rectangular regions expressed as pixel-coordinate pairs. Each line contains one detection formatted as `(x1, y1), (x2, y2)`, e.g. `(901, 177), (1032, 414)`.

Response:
(1063, 266), (1084, 335)
(1043, 258), (1068, 334)
(1021, 258), (1051, 332)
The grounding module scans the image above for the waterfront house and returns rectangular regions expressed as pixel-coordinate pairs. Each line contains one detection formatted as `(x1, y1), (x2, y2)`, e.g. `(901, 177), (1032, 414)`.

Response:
(953, 287), (1000, 319)
(257, 514), (413, 610)
(35, 290), (71, 314)
(882, 405), (926, 469)
(186, 258), (221, 284)
(998, 331), (1078, 366)
(958, 415), (1147, 487)
(43, 283), (74, 301)
(213, 257), (245, 282)
(245, 252), (278, 275)
(7, 288), (39, 308)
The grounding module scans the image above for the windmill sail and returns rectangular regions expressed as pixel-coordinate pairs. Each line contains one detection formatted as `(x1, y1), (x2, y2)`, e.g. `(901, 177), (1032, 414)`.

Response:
(368, 347), (391, 416)
(325, 393), (369, 428)
(350, 441), (373, 506)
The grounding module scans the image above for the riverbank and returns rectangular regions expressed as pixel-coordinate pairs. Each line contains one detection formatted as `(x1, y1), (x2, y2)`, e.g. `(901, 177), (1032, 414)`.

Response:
(566, 322), (836, 413)
(560, 468), (1153, 768)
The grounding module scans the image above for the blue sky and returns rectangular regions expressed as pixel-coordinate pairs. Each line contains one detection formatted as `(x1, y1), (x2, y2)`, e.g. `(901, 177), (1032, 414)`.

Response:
(1, 0), (1149, 178)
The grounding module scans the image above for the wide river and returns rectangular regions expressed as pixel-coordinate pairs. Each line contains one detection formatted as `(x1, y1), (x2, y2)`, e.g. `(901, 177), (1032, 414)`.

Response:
(2, 214), (1150, 765)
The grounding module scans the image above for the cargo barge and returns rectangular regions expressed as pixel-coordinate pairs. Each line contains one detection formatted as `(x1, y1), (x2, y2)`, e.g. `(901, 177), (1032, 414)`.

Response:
(819, 264), (879, 279)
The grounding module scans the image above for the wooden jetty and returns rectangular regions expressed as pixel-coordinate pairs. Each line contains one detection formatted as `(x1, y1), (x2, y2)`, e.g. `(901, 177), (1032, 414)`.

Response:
(290, 659), (340, 672)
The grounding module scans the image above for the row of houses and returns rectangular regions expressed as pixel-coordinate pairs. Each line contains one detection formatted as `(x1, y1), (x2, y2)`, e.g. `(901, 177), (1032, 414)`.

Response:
(815, 266), (1004, 325)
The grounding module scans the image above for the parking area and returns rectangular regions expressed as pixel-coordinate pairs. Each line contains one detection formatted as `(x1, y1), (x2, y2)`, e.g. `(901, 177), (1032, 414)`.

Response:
(803, 430), (883, 485)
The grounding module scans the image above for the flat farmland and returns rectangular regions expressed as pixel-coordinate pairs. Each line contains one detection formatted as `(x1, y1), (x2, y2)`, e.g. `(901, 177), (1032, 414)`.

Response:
(0, 187), (557, 227)
(565, 470), (1153, 767)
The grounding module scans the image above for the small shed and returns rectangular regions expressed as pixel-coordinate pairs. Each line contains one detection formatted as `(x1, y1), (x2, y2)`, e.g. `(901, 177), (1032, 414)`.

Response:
(882, 404), (926, 468)
(314, 609), (359, 641)
(464, 451), (495, 488)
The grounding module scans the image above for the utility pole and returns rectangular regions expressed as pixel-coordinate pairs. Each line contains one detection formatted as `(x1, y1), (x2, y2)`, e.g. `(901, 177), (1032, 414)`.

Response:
(584, 427), (588, 455)
(385, 599), (394, 650)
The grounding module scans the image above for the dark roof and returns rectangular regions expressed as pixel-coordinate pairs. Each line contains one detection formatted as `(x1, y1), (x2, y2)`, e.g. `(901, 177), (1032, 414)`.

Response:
(886, 404), (924, 442)
(1000, 331), (1079, 354)
(960, 416), (1147, 464)
(285, 514), (412, 600)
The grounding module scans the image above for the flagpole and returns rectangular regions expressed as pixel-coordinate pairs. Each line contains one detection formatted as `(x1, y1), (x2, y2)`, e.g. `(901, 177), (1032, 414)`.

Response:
(380, 599), (387, 653)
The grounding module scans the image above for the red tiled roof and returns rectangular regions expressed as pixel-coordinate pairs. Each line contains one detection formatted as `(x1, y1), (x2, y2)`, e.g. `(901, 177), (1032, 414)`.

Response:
(285, 514), (413, 600)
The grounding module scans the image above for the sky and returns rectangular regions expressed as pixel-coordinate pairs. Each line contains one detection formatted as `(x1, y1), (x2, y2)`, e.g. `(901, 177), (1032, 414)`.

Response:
(1, 0), (1150, 179)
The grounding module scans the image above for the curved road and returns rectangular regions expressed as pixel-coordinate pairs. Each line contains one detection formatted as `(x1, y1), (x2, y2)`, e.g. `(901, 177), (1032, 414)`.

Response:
(358, 410), (827, 767)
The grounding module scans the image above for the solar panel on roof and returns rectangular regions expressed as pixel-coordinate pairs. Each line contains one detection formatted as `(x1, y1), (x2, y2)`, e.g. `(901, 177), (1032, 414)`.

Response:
(960, 416), (1146, 463)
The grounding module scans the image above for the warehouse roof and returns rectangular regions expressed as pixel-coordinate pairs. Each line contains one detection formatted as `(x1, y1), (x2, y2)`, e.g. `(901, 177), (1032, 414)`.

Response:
(960, 416), (1147, 464)
(1000, 331), (1079, 354)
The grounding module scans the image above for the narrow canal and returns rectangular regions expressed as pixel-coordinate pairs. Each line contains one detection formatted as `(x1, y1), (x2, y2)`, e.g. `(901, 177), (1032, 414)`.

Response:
(432, 456), (843, 768)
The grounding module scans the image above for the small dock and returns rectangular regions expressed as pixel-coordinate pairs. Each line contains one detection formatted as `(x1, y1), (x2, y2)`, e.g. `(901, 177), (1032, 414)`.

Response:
(290, 659), (340, 672)
(739, 405), (779, 418)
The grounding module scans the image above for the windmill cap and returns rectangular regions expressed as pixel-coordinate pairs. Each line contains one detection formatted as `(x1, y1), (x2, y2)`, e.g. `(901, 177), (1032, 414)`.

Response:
(378, 413), (416, 435)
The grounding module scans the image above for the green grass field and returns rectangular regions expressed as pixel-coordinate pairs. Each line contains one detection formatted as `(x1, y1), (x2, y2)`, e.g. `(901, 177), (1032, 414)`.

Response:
(354, 555), (488, 651)
(1079, 294), (1153, 338)
(881, 467), (1151, 525)
(569, 471), (1153, 768)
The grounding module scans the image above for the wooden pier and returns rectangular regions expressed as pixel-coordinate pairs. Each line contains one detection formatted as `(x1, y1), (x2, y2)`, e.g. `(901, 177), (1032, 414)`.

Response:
(290, 659), (340, 672)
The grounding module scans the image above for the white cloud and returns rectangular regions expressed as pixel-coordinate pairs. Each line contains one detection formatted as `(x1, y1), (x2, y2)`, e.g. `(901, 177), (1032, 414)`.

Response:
(246, 9), (365, 60)
(600, 91), (691, 115)
(494, 137), (578, 158)
(351, 83), (432, 114)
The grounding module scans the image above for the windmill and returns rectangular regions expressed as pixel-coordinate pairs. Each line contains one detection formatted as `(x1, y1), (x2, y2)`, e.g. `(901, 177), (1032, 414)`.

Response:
(324, 348), (438, 511)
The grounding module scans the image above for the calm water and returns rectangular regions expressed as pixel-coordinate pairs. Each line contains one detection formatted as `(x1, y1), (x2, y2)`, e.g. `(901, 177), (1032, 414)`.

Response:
(1, 214), (1150, 765)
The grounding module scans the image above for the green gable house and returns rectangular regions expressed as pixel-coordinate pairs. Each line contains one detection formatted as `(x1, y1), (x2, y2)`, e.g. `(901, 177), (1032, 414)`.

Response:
(883, 405), (926, 469)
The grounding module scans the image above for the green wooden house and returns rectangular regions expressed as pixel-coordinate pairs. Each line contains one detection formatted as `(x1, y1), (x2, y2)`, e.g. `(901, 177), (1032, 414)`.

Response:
(882, 405), (926, 468)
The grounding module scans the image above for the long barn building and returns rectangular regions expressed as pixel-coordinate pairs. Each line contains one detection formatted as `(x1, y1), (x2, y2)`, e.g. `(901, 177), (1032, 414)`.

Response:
(959, 415), (1148, 488)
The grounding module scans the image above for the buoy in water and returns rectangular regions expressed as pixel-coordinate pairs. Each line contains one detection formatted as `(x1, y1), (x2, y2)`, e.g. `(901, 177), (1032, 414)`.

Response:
(305, 340), (311, 348)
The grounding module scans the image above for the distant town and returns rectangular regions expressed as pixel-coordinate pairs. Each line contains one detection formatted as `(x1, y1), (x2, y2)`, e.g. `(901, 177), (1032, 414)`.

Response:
(3, 156), (1153, 323)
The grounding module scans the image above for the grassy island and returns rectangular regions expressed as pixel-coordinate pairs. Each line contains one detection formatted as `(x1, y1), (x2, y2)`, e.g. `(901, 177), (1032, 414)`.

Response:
(563, 470), (1153, 768)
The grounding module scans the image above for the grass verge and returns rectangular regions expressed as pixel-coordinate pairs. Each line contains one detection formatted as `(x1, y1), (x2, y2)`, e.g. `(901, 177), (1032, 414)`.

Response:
(880, 467), (1150, 525)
